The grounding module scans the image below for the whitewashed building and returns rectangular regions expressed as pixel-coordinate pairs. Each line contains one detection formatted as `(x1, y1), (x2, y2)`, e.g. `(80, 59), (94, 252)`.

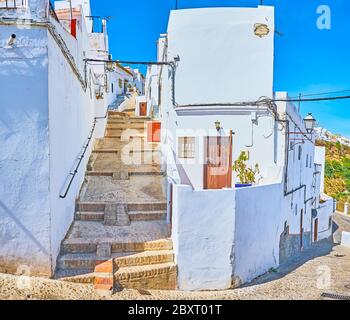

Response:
(145, 6), (334, 290)
(0, 2), (333, 292)
(0, 0), (125, 276)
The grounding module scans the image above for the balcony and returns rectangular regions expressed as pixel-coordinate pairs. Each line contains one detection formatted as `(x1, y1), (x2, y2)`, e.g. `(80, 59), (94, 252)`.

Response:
(0, 0), (26, 9)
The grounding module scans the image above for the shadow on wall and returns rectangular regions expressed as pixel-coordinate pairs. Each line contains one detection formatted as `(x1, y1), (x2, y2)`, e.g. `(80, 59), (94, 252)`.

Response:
(0, 201), (49, 256)
(241, 239), (334, 288)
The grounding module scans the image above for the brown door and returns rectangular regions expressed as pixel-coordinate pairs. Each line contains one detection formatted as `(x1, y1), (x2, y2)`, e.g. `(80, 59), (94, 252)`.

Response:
(139, 102), (147, 116)
(204, 132), (233, 190)
(314, 218), (319, 242)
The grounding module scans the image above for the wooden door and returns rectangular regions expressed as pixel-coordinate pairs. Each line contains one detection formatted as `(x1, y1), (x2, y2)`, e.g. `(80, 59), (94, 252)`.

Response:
(204, 132), (233, 190)
(314, 218), (319, 242)
(139, 102), (147, 116)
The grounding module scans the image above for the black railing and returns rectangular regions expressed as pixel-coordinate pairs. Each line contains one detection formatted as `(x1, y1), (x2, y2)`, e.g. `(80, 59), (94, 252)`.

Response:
(0, 0), (26, 9)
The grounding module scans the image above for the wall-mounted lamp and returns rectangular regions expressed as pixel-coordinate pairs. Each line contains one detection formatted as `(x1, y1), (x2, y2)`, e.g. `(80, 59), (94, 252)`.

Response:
(303, 113), (316, 134)
(215, 120), (221, 132)
(7, 34), (16, 47)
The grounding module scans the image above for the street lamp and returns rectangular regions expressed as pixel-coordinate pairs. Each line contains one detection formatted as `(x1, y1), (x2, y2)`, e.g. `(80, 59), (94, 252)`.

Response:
(303, 113), (316, 134)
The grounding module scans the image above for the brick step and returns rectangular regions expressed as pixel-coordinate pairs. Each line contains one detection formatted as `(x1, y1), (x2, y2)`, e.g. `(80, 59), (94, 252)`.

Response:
(62, 238), (173, 255)
(57, 253), (97, 270)
(97, 140), (159, 148)
(108, 111), (128, 117)
(114, 250), (174, 268)
(106, 123), (146, 129)
(74, 210), (166, 222)
(114, 262), (177, 290)
(129, 211), (167, 222)
(76, 202), (167, 213)
(104, 129), (145, 136)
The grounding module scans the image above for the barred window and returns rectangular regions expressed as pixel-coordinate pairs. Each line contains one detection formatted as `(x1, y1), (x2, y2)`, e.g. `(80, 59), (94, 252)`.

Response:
(0, 0), (27, 9)
(178, 137), (195, 159)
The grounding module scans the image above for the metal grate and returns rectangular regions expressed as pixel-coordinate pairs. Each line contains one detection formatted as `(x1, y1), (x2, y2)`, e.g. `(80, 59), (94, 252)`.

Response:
(321, 292), (350, 300)
(0, 0), (26, 9)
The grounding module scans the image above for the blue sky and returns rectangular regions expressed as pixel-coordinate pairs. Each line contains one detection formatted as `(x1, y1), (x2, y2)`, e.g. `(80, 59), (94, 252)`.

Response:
(91, 0), (350, 138)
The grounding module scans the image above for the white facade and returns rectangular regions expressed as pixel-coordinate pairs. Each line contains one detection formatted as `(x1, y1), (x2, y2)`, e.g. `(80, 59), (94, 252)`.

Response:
(146, 6), (334, 290)
(0, 0), (117, 276)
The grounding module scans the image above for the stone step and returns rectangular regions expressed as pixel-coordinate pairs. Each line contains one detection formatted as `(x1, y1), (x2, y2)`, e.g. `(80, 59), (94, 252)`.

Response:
(76, 202), (167, 213)
(93, 149), (161, 154)
(114, 250), (174, 268)
(57, 253), (97, 270)
(75, 211), (104, 221)
(86, 169), (163, 177)
(54, 268), (95, 283)
(107, 118), (150, 123)
(106, 123), (146, 129)
(104, 133), (146, 139)
(128, 211), (167, 222)
(74, 210), (166, 222)
(62, 238), (173, 255)
(114, 262), (177, 290)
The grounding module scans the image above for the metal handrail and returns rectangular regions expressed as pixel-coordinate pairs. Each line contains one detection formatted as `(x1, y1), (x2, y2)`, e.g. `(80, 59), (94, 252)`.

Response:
(59, 108), (110, 199)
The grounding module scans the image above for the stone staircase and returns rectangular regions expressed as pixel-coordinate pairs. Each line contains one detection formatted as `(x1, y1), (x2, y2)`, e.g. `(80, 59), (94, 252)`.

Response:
(55, 111), (177, 291)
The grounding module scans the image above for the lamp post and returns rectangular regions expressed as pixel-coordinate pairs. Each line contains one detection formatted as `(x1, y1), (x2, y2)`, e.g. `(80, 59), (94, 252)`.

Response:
(304, 113), (317, 134)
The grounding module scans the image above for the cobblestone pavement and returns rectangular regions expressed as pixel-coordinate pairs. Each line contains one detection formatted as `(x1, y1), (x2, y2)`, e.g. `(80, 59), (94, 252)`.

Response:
(1, 240), (350, 300)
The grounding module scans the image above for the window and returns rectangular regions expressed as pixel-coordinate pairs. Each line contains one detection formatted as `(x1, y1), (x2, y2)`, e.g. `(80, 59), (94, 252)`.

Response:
(0, 0), (27, 9)
(309, 156), (313, 168)
(306, 154), (309, 167)
(111, 83), (114, 93)
(178, 137), (195, 159)
(118, 79), (123, 89)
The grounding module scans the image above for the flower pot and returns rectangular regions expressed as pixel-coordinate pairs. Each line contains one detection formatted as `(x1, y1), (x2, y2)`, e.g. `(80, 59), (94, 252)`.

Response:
(235, 183), (252, 188)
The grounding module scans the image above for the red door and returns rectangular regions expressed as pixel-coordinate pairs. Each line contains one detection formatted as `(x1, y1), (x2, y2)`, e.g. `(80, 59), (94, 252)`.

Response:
(204, 132), (233, 189)
(139, 102), (147, 116)
(147, 121), (161, 143)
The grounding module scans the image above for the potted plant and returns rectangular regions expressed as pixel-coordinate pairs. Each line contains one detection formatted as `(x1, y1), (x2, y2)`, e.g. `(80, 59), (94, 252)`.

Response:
(232, 151), (260, 188)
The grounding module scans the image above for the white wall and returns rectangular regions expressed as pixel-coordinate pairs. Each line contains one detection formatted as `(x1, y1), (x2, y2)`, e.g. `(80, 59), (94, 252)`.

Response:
(0, 0), (48, 20)
(234, 183), (283, 283)
(0, 26), (52, 276)
(167, 6), (274, 105)
(47, 19), (95, 271)
(172, 185), (235, 291)
(315, 146), (326, 194)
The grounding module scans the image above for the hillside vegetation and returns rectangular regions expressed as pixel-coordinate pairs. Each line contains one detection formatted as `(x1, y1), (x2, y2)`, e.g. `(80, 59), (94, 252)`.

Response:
(316, 140), (350, 207)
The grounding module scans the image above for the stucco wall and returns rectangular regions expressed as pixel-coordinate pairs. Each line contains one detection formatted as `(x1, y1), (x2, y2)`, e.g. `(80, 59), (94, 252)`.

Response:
(0, 0), (48, 20)
(0, 26), (51, 276)
(47, 18), (95, 271)
(167, 6), (274, 105)
(234, 183), (283, 283)
(172, 185), (236, 291)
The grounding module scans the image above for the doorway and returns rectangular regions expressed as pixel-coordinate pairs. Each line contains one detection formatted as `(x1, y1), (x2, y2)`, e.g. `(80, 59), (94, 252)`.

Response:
(300, 209), (304, 249)
(314, 218), (319, 242)
(139, 102), (147, 116)
(203, 132), (233, 190)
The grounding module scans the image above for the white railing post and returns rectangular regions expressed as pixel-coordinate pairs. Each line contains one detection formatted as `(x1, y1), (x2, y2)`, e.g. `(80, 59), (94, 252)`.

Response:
(344, 202), (349, 215)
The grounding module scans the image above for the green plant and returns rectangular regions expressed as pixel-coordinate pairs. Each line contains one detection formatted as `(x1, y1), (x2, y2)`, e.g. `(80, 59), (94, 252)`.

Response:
(232, 151), (260, 184)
